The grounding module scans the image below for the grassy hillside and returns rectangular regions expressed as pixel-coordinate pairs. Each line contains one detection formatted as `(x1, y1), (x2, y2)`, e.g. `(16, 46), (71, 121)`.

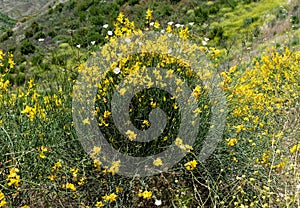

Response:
(0, 12), (16, 34)
(0, 0), (51, 19)
(0, 0), (299, 86)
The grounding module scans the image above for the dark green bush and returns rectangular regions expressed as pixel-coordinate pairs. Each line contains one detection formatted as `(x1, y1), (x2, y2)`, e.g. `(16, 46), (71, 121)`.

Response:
(34, 32), (46, 40)
(20, 40), (36, 55)
(25, 30), (34, 38)
(48, 30), (57, 38)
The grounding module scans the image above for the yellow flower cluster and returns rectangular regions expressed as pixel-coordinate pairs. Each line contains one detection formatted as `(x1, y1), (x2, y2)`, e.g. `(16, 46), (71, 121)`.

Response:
(222, 47), (300, 165)
(184, 160), (198, 171)
(0, 190), (6, 207)
(102, 193), (118, 202)
(7, 167), (21, 188)
(138, 190), (152, 199)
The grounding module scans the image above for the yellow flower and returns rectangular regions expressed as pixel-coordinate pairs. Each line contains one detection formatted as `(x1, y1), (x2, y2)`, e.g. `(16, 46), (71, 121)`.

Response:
(93, 146), (101, 154)
(153, 158), (163, 166)
(38, 146), (47, 158)
(7, 167), (21, 188)
(107, 161), (120, 175)
(82, 118), (90, 125)
(95, 201), (104, 208)
(0, 191), (6, 207)
(125, 130), (137, 141)
(94, 159), (102, 171)
(78, 176), (86, 186)
(102, 193), (118, 202)
(103, 111), (111, 119)
(52, 161), (62, 172)
(154, 20), (160, 29)
(21, 105), (37, 121)
(116, 12), (124, 23)
(175, 138), (183, 148)
(184, 160), (197, 171)
(66, 183), (76, 191)
(48, 174), (57, 181)
(146, 8), (153, 23)
(138, 190), (152, 199)
(233, 124), (246, 133)
(290, 144), (300, 154)
(227, 138), (238, 147)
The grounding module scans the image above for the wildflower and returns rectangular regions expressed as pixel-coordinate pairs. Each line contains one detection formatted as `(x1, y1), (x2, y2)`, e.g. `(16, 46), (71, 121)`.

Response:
(154, 20), (160, 28)
(290, 144), (300, 153)
(233, 124), (246, 133)
(48, 175), (57, 181)
(155, 199), (162, 206)
(192, 85), (202, 99)
(95, 201), (104, 207)
(116, 12), (124, 23)
(78, 176), (86, 186)
(113, 67), (120, 74)
(138, 190), (152, 199)
(66, 183), (76, 191)
(93, 146), (101, 154)
(125, 130), (137, 141)
(70, 168), (79, 181)
(38, 146), (48, 158)
(167, 21), (174, 25)
(103, 111), (111, 119)
(107, 161), (120, 175)
(175, 138), (183, 148)
(91, 41), (96, 45)
(227, 138), (238, 147)
(102, 193), (118, 202)
(185, 160), (197, 171)
(153, 158), (163, 166)
(146, 8), (153, 23)
(0, 190), (6, 207)
(94, 159), (102, 171)
(7, 167), (21, 188)
(21, 105), (37, 121)
(52, 161), (62, 172)
(103, 24), (109, 28)
(108, 31), (113, 36)
(82, 118), (90, 125)
(116, 186), (123, 193)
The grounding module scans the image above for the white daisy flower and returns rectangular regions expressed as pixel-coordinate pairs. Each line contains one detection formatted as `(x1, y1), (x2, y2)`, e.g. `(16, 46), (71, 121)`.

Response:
(167, 21), (174, 25)
(155, 199), (162, 206)
(103, 24), (109, 28)
(108, 31), (113, 36)
(114, 67), (120, 74)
